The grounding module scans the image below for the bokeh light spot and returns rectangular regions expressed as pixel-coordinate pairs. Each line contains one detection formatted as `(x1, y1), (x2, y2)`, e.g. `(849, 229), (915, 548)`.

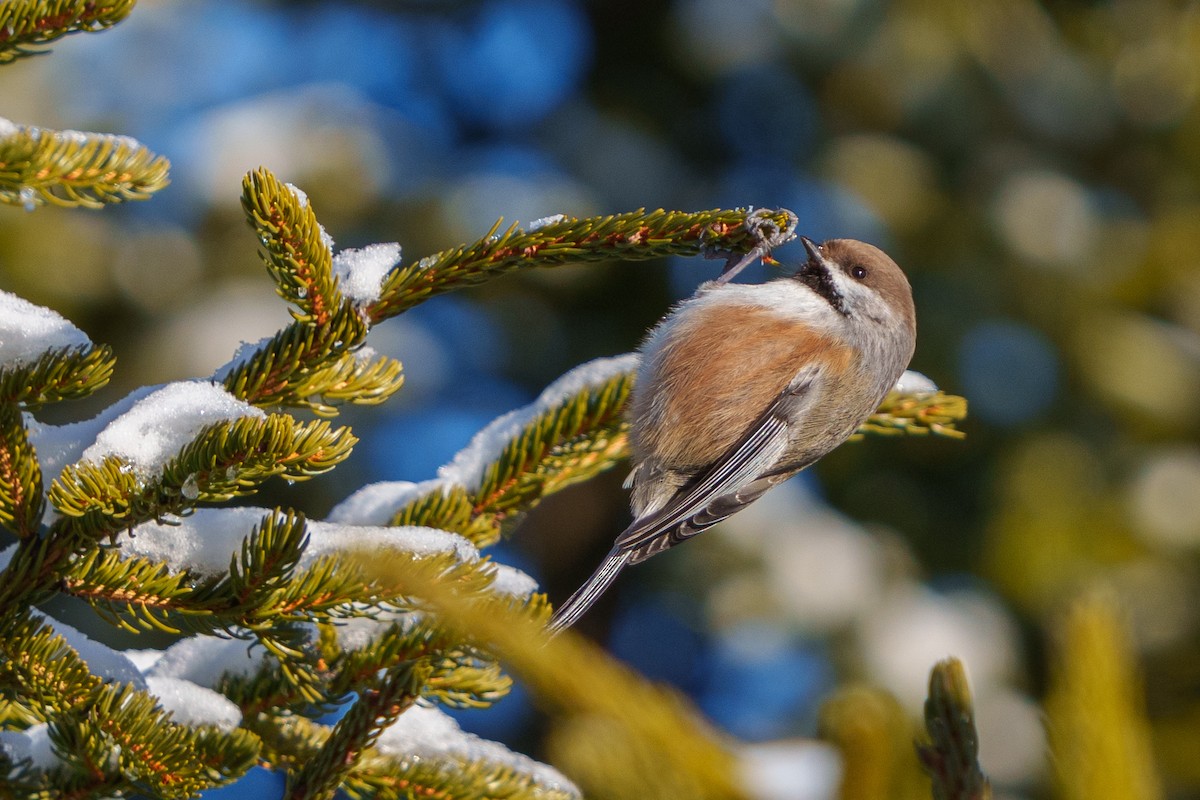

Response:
(818, 133), (940, 233)
(436, 0), (592, 131)
(1129, 447), (1200, 548)
(958, 320), (1059, 426)
(699, 624), (834, 740)
(1074, 312), (1200, 426)
(991, 170), (1096, 270)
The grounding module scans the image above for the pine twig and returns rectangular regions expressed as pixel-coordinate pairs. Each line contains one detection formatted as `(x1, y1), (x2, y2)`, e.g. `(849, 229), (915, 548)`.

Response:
(0, 344), (115, 407)
(918, 658), (991, 800)
(856, 391), (968, 439)
(345, 547), (747, 800)
(248, 712), (577, 800)
(0, 613), (260, 798)
(470, 365), (634, 524)
(369, 207), (800, 320)
(48, 416), (356, 533)
(0, 403), (44, 539)
(0, 0), (135, 63)
(0, 119), (169, 208)
(286, 662), (429, 800)
(241, 169), (342, 325)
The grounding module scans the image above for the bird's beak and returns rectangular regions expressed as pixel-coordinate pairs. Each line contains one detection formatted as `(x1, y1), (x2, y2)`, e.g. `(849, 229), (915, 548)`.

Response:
(798, 236), (831, 281)
(800, 236), (826, 269)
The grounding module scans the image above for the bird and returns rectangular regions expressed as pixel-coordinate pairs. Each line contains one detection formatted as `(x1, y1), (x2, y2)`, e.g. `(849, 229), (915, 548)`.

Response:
(548, 236), (917, 632)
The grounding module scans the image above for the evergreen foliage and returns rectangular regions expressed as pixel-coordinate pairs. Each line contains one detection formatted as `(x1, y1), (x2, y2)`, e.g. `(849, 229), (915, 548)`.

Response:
(0, 1), (135, 63)
(0, 119), (169, 209)
(0, 3), (166, 210)
(0, 344), (115, 408)
(0, 154), (967, 795)
(0, 5), (979, 799)
(0, 163), (967, 795)
(919, 659), (991, 800)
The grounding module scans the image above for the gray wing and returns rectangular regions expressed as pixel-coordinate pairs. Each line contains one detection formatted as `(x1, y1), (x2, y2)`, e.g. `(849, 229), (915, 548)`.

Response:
(614, 364), (820, 563)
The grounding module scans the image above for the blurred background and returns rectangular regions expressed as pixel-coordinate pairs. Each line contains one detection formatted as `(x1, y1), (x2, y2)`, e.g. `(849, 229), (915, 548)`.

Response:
(3, 0), (1200, 797)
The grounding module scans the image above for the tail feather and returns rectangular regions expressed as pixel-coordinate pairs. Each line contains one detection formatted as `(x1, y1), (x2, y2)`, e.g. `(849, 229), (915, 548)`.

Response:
(547, 549), (631, 634)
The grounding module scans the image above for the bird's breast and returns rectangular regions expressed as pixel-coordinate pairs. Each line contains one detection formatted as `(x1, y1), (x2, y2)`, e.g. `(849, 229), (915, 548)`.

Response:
(628, 302), (858, 473)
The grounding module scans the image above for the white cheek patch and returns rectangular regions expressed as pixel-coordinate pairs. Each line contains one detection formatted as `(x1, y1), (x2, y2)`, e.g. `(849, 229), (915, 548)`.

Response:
(832, 273), (896, 324)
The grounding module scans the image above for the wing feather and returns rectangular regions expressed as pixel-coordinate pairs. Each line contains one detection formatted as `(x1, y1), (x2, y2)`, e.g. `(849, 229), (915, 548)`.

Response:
(615, 364), (820, 561)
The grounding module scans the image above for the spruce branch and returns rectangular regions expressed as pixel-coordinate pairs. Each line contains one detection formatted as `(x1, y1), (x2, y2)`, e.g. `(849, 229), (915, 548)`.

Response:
(241, 169), (342, 325)
(322, 621), (443, 698)
(48, 415), (356, 533)
(348, 756), (576, 800)
(63, 548), (198, 634)
(8, 724), (126, 800)
(345, 548), (745, 800)
(221, 632), (341, 716)
(242, 554), (544, 794)
(0, 403), (44, 538)
(855, 390), (968, 440)
(75, 683), (259, 799)
(249, 624), (330, 706)
(250, 713), (576, 800)
(0, 612), (100, 717)
(0, 119), (169, 209)
(216, 623), (342, 718)
(369, 207), (800, 320)
(327, 612), (516, 711)
(121, 550), (509, 717)
(188, 726), (263, 792)
(0, 0), (135, 63)
(0, 533), (70, 612)
(0, 417), (354, 612)
(0, 344), (115, 407)
(225, 508), (310, 606)
(918, 659), (991, 800)
(286, 661), (430, 800)
(218, 658), (316, 720)
(139, 555), (498, 719)
(62, 511), (379, 635)
(64, 524), (438, 713)
(471, 367), (634, 526)
(320, 554), (523, 694)
(219, 308), (372, 413)
(280, 347), (405, 416)
(0, 755), (47, 798)
(389, 484), (501, 548)
(424, 655), (512, 710)
(228, 169), (406, 415)
(0, 613), (260, 798)
(0, 696), (41, 728)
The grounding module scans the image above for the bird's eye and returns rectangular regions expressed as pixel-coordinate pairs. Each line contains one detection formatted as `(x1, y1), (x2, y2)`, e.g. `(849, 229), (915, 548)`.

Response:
(850, 264), (868, 280)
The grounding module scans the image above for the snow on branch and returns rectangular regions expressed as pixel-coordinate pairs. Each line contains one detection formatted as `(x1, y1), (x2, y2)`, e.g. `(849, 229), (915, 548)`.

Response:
(0, 116), (169, 209)
(0, 291), (114, 408)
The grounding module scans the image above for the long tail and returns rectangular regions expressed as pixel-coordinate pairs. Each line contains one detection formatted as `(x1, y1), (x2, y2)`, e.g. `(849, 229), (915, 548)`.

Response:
(547, 548), (631, 634)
